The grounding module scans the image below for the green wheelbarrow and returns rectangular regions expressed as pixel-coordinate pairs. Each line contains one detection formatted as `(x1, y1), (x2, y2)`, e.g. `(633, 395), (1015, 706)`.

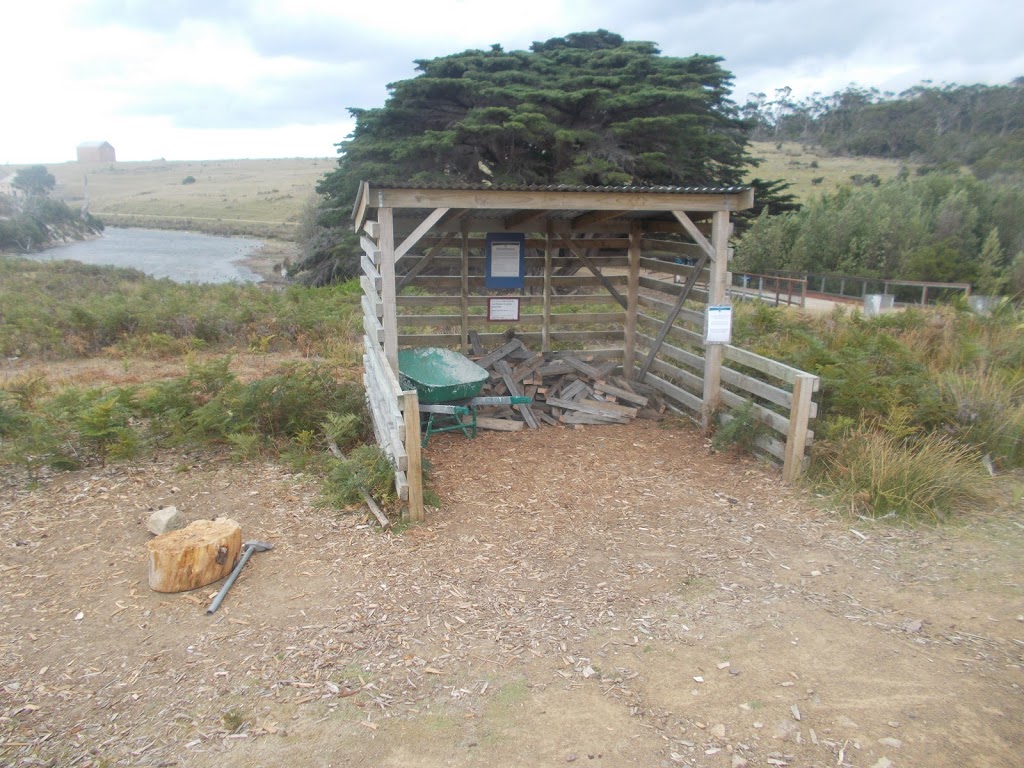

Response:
(397, 347), (531, 446)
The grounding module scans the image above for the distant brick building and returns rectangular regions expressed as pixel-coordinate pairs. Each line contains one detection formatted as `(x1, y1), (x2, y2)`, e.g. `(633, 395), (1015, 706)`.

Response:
(77, 141), (116, 163)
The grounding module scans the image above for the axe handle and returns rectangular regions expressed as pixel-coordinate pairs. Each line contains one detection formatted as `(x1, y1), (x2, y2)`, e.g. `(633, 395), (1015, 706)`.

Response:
(206, 545), (256, 615)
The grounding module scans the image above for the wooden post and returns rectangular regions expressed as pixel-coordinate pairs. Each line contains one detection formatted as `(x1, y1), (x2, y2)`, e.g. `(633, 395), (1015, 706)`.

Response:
(783, 373), (816, 483)
(378, 207), (399, 374)
(623, 221), (642, 378)
(402, 390), (424, 522)
(702, 210), (730, 431)
(460, 221), (470, 354)
(542, 223), (553, 354)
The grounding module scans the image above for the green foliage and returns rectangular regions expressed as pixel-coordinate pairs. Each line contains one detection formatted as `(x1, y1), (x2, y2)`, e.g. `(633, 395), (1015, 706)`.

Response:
(938, 369), (1024, 468)
(0, 258), (360, 359)
(12, 165), (56, 197)
(322, 445), (397, 508)
(711, 401), (769, 455)
(73, 392), (137, 466)
(299, 30), (796, 283)
(812, 426), (991, 520)
(735, 173), (1024, 288)
(181, 176), (197, 185)
(741, 79), (1024, 179)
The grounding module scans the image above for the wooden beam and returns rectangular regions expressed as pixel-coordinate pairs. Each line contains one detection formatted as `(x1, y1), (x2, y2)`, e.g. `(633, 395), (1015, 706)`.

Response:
(369, 186), (755, 213)
(378, 207), (399, 375)
(395, 207), (451, 261)
(504, 209), (549, 229)
(671, 211), (715, 260)
(783, 373), (817, 483)
(624, 220), (642, 378)
(571, 210), (627, 227)
(460, 221), (470, 354)
(352, 181), (370, 233)
(701, 209), (730, 430)
(637, 250), (711, 379)
(401, 391), (424, 522)
(556, 236), (628, 309)
(397, 232), (457, 290)
(543, 223), (553, 353)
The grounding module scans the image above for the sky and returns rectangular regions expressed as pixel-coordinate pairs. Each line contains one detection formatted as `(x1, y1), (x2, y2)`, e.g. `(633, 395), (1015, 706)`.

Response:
(3, 0), (1023, 165)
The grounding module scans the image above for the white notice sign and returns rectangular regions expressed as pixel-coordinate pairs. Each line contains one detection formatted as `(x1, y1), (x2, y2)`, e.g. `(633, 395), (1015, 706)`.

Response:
(488, 298), (521, 322)
(490, 241), (522, 278)
(704, 305), (733, 344)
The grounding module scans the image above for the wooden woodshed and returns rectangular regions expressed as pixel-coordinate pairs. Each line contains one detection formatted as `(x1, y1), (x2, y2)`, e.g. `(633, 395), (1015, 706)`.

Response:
(355, 181), (820, 522)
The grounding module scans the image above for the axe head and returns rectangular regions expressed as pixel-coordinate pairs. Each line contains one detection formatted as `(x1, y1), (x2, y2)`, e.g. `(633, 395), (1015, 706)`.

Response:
(244, 540), (274, 552)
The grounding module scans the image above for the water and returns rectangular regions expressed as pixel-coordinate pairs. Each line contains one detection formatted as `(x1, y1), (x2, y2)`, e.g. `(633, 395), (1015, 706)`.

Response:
(27, 227), (264, 283)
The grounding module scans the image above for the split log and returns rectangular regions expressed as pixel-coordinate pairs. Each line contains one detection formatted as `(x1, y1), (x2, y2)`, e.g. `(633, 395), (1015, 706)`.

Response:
(146, 517), (242, 593)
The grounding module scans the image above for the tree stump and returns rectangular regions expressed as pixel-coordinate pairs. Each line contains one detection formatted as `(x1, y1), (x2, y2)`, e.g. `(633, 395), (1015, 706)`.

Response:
(146, 517), (242, 593)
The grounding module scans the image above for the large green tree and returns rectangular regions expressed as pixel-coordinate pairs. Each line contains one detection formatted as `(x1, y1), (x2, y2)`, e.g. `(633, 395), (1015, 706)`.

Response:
(12, 165), (56, 197)
(300, 31), (784, 283)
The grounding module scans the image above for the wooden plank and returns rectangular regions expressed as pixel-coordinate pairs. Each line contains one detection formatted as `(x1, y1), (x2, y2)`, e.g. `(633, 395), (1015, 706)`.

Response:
(545, 397), (635, 419)
(360, 489), (391, 530)
(720, 366), (797, 413)
(639, 257), (711, 280)
(636, 333), (704, 372)
(476, 339), (524, 368)
(561, 355), (601, 380)
(543, 224), (553, 353)
(460, 223), (469, 354)
(624, 220), (641, 378)
(363, 219), (380, 239)
(397, 232), (457, 290)
(463, 416), (525, 432)
(378, 207), (399, 374)
(560, 411), (630, 425)
(594, 381), (648, 407)
(360, 275), (383, 317)
(361, 294), (383, 322)
(646, 356), (704, 396)
(370, 186), (755, 213)
(783, 373), (817, 483)
(395, 207), (450, 261)
(719, 388), (790, 436)
(671, 210), (715, 259)
(637, 316), (704, 348)
(395, 470), (409, 502)
(641, 371), (703, 413)
(363, 313), (384, 344)
(493, 359), (539, 428)
(637, 293), (704, 329)
(361, 253), (382, 292)
(352, 181), (369, 234)
(360, 235), (380, 266)
(723, 345), (820, 390)
(638, 249), (711, 378)
(639, 275), (709, 302)
(397, 293), (623, 308)
(557, 236), (627, 309)
(577, 398), (638, 417)
(701, 209), (730, 430)
(402, 391), (424, 522)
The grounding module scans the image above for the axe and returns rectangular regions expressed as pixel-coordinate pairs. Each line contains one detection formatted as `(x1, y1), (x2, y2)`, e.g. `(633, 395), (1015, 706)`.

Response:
(206, 540), (273, 615)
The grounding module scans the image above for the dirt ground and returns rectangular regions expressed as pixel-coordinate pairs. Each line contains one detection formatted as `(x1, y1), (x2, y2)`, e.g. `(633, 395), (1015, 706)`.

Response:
(2, 419), (1022, 768)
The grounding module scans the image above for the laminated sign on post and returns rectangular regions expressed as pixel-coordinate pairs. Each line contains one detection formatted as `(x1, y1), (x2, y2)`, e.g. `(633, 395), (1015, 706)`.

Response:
(704, 305), (733, 344)
(485, 233), (525, 290)
(487, 298), (520, 322)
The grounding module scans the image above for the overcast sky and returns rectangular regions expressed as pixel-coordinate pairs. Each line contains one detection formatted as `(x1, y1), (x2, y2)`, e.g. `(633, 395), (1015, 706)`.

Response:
(3, 0), (1022, 165)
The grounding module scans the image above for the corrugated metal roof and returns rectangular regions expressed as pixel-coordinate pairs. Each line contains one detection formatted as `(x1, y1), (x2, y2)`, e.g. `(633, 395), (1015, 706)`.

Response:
(368, 181), (749, 194)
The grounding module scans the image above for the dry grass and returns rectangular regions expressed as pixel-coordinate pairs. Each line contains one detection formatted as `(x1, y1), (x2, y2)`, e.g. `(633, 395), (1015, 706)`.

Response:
(745, 141), (910, 201)
(11, 158), (333, 237)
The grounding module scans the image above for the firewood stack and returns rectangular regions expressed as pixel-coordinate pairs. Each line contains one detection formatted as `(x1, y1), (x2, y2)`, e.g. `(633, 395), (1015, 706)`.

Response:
(464, 333), (666, 431)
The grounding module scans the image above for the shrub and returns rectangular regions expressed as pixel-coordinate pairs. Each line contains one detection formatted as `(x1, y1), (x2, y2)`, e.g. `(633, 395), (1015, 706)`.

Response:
(813, 426), (991, 520)
(322, 445), (397, 508)
(182, 176), (197, 185)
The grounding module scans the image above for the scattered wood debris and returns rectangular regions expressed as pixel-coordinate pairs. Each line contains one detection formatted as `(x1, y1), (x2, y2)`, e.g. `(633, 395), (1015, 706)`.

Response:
(465, 333), (666, 431)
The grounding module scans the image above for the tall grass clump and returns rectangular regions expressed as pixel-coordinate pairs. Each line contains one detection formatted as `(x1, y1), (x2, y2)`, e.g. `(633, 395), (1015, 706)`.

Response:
(938, 368), (1024, 468)
(813, 426), (992, 520)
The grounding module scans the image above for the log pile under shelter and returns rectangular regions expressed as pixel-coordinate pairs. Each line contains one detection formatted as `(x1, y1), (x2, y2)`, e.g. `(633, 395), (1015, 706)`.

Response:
(465, 334), (665, 430)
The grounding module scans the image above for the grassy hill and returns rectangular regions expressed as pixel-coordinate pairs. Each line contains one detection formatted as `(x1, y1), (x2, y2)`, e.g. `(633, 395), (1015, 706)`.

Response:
(6, 158), (333, 239)
(745, 141), (910, 201)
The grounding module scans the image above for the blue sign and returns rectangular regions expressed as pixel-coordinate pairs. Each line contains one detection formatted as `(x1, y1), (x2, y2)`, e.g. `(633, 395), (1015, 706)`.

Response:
(485, 233), (525, 290)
